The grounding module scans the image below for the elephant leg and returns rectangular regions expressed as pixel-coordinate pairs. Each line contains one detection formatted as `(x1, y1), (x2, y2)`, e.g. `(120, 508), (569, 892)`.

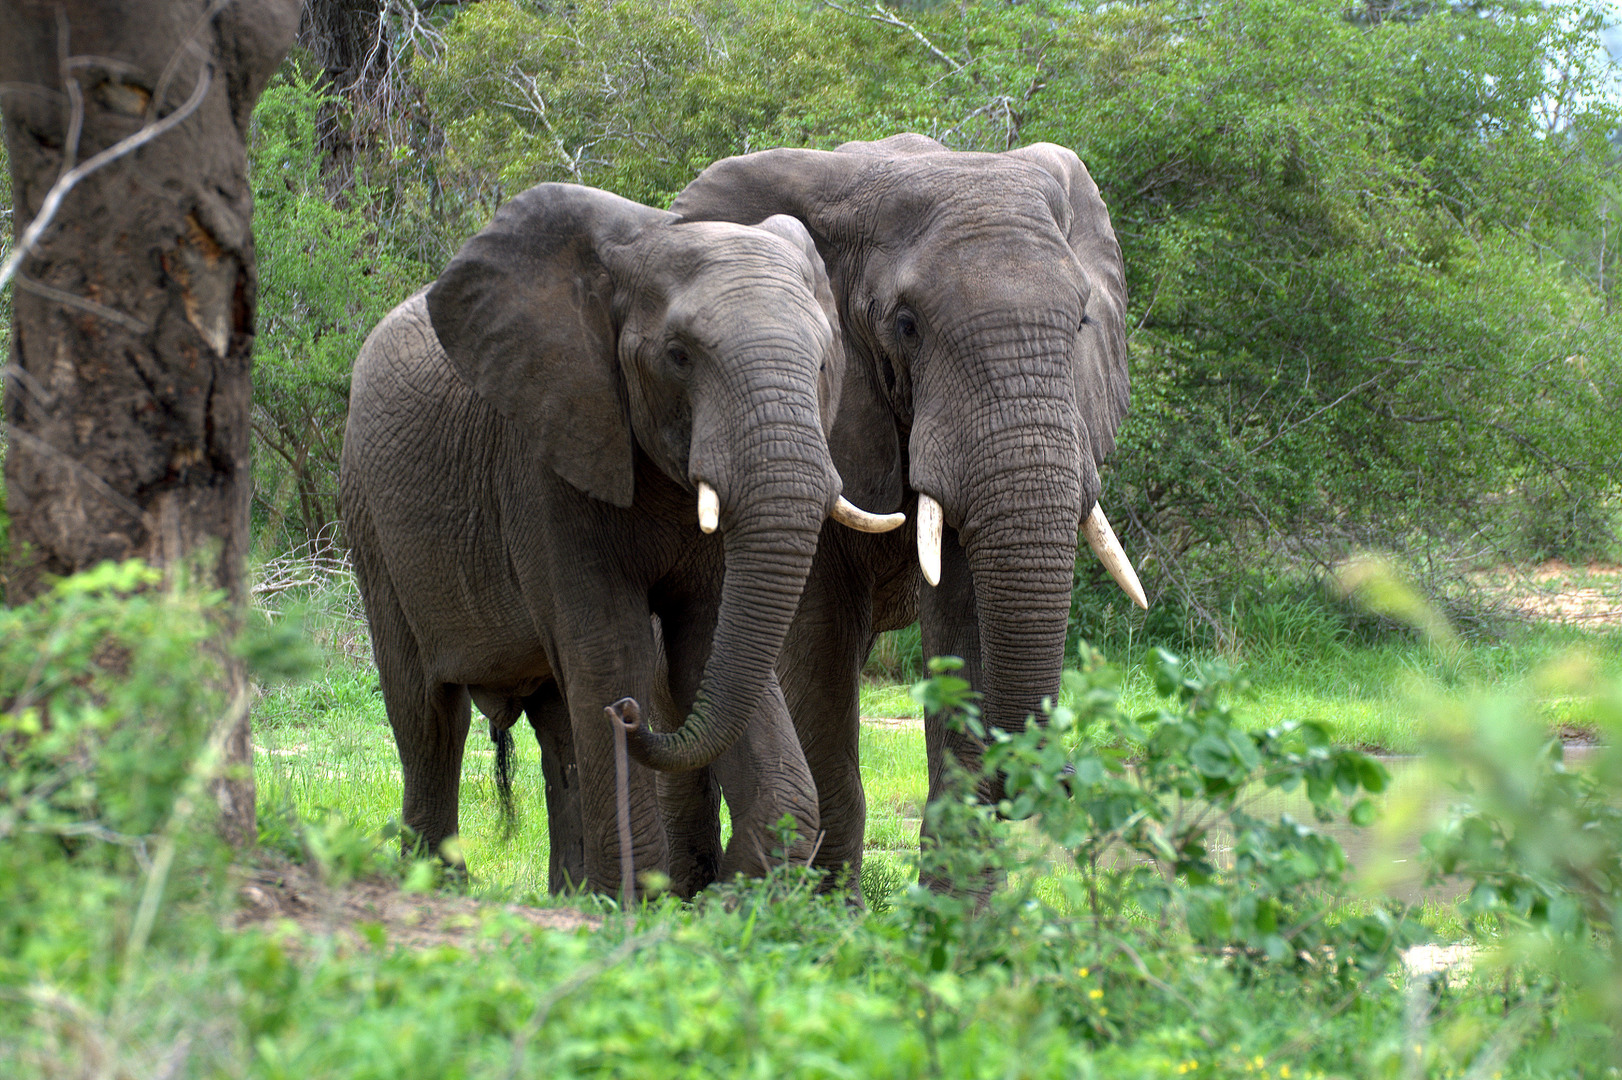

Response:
(364, 563), (472, 863)
(777, 539), (877, 899)
(524, 683), (586, 895)
(395, 680), (473, 864)
(557, 617), (671, 900)
(649, 613), (723, 899)
(713, 677), (821, 880)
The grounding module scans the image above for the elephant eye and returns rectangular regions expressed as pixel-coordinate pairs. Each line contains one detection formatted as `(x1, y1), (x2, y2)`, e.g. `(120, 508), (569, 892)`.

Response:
(1079, 314), (1093, 328)
(666, 345), (692, 370)
(895, 311), (919, 342)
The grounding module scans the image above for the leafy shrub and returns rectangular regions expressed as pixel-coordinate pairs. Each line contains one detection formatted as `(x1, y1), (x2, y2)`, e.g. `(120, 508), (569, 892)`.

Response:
(902, 651), (1414, 986)
(248, 67), (425, 548)
(1422, 665), (1622, 1060)
(0, 562), (222, 850)
(0, 561), (232, 992)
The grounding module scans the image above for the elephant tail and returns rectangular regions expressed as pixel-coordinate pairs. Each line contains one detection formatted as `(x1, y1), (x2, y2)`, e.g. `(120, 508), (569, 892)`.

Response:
(492, 722), (517, 838)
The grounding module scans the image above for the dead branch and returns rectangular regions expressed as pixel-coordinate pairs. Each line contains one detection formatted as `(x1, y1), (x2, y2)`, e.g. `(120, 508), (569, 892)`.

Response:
(822, 0), (964, 73)
(0, 62), (213, 293)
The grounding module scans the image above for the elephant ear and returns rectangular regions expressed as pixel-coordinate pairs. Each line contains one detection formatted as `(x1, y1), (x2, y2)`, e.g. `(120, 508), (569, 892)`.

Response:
(670, 148), (866, 252)
(1005, 143), (1131, 469)
(427, 184), (674, 508)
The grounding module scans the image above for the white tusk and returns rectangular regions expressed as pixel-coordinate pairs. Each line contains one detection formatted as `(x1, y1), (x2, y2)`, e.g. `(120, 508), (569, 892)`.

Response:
(830, 496), (905, 534)
(697, 482), (719, 534)
(917, 493), (943, 587)
(1082, 504), (1147, 610)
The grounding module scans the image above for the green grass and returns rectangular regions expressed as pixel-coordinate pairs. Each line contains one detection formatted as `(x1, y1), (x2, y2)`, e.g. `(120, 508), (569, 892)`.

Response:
(14, 564), (1622, 1078)
(254, 612), (1620, 903)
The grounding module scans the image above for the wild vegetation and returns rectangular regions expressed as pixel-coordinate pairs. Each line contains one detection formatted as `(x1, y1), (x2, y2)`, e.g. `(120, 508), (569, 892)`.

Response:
(3, 0), (1621, 1076)
(2, 559), (1619, 1075)
(237, 0), (1622, 630)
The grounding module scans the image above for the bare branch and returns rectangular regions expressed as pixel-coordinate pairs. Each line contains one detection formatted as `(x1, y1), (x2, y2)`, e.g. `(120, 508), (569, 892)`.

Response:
(146, 0), (236, 125)
(4, 427), (152, 527)
(0, 62), (213, 294)
(12, 272), (151, 335)
(822, 0), (964, 72)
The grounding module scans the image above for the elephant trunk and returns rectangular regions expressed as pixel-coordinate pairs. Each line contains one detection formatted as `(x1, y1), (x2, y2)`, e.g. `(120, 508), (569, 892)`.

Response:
(950, 396), (1086, 785)
(625, 424), (830, 773)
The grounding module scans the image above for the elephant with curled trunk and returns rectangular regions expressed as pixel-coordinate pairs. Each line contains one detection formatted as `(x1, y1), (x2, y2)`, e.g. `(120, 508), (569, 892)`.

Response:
(338, 182), (901, 898)
(643, 134), (1147, 894)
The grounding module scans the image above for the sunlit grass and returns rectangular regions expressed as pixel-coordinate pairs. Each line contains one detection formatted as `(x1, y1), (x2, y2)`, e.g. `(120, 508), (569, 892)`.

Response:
(252, 603), (1618, 897)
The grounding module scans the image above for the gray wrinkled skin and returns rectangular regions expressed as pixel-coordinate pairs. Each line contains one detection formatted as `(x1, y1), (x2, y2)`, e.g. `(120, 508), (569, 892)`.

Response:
(668, 135), (1132, 897)
(340, 183), (849, 898)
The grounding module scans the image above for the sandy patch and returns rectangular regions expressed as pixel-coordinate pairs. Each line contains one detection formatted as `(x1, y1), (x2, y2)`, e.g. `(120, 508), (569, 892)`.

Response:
(1475, 560), (1622, 627)
(233, 856), (599, 952)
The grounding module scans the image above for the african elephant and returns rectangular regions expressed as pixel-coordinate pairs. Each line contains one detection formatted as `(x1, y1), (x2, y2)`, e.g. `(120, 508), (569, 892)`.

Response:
(641, 134), (1147, 894)
(338, 182), (901, 898)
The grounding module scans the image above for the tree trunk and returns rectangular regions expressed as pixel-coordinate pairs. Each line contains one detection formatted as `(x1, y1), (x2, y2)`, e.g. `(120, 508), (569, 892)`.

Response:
(1, 0), (300, 845)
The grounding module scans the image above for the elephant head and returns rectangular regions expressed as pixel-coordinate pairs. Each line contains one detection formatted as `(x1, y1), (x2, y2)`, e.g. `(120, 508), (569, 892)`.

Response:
(425, 183), (900, 774)
(670, 137), (1144, 746)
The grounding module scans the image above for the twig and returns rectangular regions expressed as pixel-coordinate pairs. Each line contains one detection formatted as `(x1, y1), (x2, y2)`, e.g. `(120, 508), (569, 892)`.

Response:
(145, 0), (235, 126)
(821, 0), (964, 72)
(118, 685), (253, 980)
(1, 361), (58, 411)
(12, 271), (151, 334)
(0, 60), (213, 293)
(55, 10), (84, 174)
(606, 699), (639, 905)
(4, 426), (151, 526)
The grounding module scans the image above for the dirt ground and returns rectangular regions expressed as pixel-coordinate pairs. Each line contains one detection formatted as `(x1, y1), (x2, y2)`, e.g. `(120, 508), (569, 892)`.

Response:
(233, 856), (600, 950)
(1473, 559), (1622, 628)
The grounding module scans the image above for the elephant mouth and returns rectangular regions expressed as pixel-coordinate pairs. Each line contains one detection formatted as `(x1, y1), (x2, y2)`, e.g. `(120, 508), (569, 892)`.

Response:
(914, 490), (1146, 609)
(694, 479), (903, 536)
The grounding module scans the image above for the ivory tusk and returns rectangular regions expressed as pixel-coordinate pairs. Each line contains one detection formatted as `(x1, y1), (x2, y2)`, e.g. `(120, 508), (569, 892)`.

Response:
(917, 493), (943, 587)
(697, 482), (719, 534)
(830, 496), (905, 534)
(1082, 504), (1147, 610)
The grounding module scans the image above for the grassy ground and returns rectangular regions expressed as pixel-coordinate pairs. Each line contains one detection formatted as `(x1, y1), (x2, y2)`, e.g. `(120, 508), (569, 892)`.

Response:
(12, 560), (1621, 1077)
(254, 582), (1619, 901)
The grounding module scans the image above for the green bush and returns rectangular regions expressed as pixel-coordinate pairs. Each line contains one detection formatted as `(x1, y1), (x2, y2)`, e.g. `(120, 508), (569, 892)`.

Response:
(0, 561), (231, 990)
(248, 66), (425, 548)
(1421, 665), (1622, 1060)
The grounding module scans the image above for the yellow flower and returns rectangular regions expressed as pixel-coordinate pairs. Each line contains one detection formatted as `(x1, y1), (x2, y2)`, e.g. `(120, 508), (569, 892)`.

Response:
(1077, 967), (1090, 978)
(1088, 988), (1104, 1000)
(1280, 1068), (1290, 1079)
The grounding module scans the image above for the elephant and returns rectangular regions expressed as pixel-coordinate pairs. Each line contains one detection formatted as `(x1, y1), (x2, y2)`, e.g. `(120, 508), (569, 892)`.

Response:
(624, 133), (1147, 895)
(338, 181), (903, 898)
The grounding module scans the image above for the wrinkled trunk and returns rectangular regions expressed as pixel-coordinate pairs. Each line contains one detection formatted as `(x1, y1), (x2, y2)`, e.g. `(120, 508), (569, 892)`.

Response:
(940, 366), (1085, 793)
(966, 508), (1079, 728)
(625, 429), (829, 773)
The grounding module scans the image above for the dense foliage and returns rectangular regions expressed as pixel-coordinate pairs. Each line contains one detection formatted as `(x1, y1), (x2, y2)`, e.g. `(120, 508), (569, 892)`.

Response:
(232, 0), (1622, 641)
(3, 563), (1619, 1076)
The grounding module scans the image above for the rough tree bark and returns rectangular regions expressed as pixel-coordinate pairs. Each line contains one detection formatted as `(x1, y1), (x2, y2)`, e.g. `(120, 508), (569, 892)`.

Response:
(1, 0), (301, 845)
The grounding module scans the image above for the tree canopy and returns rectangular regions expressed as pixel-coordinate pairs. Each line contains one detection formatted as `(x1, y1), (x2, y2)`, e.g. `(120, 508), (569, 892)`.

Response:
(239, 0), (1621, 625)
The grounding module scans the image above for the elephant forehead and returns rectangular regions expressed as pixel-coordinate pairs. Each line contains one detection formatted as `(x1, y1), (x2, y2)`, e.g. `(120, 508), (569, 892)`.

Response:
(861, 154), (1069, 232)
(663, 219), (808, 273)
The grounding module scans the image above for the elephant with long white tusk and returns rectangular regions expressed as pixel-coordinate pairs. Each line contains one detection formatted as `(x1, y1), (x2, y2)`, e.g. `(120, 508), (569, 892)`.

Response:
(670, 133), (1149, 898)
